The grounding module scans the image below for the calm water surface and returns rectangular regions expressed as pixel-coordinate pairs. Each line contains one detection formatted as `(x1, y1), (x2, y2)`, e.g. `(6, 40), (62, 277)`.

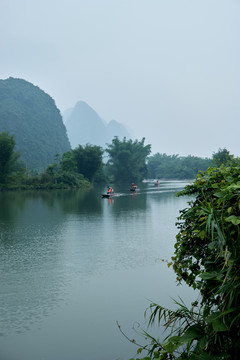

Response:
(0, 181), (196, 360)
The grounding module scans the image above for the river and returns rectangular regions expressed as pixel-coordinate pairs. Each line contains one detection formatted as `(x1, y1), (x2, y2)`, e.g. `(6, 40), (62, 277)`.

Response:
(0, 180), (196, 360)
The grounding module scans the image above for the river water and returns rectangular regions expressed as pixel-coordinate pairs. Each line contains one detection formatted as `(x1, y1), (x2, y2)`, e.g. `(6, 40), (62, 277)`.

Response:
(0, 181), (196, 360)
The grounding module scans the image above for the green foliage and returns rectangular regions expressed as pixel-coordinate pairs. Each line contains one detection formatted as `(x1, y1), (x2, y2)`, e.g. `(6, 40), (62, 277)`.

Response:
(0, 141), (103, 190)
(106, 137), (151, 183)
(126, 158), (240, 359)
(0, 131), (21, 185)
(147, 153), (212, 180)
(59, 144), (104, 183)
(212, 148), (233, 167)
(173, 159), (240, 297)
(23, 170), (90, 190)
(60, 151), (78, 173)
(22, 143), (104, 189)
(72, 144), (104, 182)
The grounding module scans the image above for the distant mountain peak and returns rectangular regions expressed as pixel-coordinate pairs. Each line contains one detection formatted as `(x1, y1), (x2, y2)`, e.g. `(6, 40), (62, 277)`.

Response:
(63, 101), (132, 149)
(108, 119), (118, 125)
(75, 100), (91, 107)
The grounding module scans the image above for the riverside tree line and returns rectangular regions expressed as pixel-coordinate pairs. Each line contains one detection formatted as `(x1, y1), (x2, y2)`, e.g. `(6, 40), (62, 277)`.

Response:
(0, 131), (233, 190)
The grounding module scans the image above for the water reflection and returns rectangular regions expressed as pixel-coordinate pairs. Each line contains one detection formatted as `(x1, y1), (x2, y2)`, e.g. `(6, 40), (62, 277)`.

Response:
(107, 193), (147, 214)
(0, 181), (194, 360)
(0, 193), (68, 336)
(0, 188), (107, 337)
(58, 188), (102, 214)
(0, 191), (28, 225)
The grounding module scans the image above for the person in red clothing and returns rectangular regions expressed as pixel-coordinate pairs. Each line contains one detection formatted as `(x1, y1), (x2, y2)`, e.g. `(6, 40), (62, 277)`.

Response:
(107, 186), (113, 194)
(131, 183), (137, 190)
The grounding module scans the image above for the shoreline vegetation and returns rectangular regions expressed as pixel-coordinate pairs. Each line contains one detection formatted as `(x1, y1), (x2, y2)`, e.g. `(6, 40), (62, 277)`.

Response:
(125, 157), (240, 360)
(0, 131), (232, 192)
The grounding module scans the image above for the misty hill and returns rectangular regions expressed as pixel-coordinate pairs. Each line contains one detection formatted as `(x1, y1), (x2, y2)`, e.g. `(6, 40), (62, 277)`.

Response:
(107, 119), (130, 143)
(63, 101), (131, 149)
(0, 77), (71, 170)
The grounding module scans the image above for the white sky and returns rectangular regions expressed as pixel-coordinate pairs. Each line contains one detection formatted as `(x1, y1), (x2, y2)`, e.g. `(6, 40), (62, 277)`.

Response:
(1, 0), (239, 158)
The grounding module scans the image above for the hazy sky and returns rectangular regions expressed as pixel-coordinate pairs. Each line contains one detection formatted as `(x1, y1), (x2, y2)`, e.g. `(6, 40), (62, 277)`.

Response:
(1, 0), (239, 158)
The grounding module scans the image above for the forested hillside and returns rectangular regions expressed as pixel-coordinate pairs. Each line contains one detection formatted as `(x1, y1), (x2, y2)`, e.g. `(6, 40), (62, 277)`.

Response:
(0, 77), (71, 170)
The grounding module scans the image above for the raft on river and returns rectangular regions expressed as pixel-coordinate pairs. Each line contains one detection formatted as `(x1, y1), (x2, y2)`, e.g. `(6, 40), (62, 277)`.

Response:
(102, 193), (114, 198)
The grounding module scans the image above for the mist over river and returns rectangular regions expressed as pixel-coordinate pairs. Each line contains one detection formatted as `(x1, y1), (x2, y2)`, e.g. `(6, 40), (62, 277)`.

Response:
(0, 181), (197, 360)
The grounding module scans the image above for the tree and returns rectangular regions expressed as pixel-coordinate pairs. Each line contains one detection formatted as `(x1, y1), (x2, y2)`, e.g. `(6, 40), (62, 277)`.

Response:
(59, 151), (78, 173)
(106, 137), (151, 183)
(0, 132), (20, 185)
(127, 158), (240, 359)
(59, 144), (104, 182)
(212, 147), (233, 167)
(72, 144), (104, 182)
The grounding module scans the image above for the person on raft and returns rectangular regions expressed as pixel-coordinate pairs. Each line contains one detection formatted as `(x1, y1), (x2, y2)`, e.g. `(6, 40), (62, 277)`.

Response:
(131, 183), (137, 190)
(107, 186), (113, 194)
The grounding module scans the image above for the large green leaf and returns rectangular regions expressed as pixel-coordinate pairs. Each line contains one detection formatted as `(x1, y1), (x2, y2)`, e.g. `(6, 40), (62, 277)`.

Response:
(225, 215), (240, 225)
(162, 324), (204, 354)
(206, 312), (228, 332)
(199, 271), (223, 280)
(181, 324), (204, 340)
(212, 318), (228, 332)
(162, 336), (182, 353)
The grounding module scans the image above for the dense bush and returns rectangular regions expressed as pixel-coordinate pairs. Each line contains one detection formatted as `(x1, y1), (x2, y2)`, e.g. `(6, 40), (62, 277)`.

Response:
(128, 158), (240, 359)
